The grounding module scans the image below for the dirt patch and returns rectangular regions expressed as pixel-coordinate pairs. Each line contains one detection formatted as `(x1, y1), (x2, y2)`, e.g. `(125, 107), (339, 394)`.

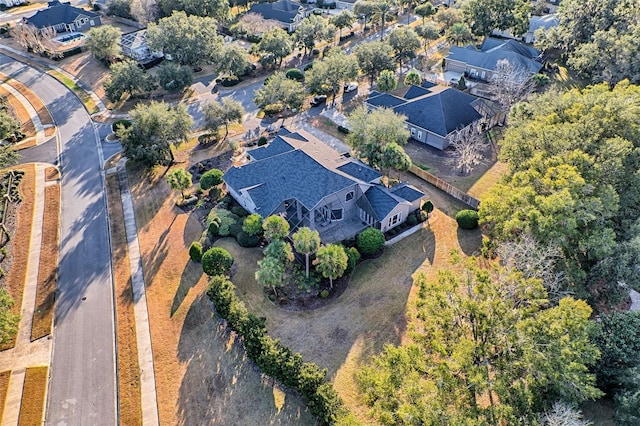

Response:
(105, 173), (142, 426)
(31, 182), (59, 341)
(0, 370), (9, 420)
(18, 366), (47, 426)
(1, 165), (35, 350)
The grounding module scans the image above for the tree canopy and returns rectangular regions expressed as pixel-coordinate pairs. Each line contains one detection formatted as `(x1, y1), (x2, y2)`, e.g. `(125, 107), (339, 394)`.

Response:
(463, 0), (530, 37)
(118, 101), (193, 167)
(104, 59), (157, 103)
(85, 25), (121, 64)
(254, 71), (306, 112)
(257, 28), (293, 69)
(147, 11), (223, 67)
(203, 98), (245, 140)
(305, 48), (358, 101)
(354, 41), (395, 84)
(294, 15), (335, 56)
(480, 81), (640, 301)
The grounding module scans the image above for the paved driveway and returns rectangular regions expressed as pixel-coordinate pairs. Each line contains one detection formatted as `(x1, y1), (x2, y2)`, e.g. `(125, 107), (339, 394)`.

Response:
(0, 56), (117, 425)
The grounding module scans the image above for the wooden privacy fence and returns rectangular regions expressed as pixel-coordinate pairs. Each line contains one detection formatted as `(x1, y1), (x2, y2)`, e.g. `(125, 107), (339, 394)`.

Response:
(409, 165), (480, 209)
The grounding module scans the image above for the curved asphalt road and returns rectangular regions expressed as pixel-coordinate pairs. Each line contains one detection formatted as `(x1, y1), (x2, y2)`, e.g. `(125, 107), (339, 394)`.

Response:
(0, 56), (117, 425)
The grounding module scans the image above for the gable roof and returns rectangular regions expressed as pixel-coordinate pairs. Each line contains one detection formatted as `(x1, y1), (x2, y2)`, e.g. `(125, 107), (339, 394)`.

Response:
(337, 161), (381, 183)
(447, 37), (542, 75)
(26, 0), (98, 29)
(392, 87), (483, 137)
(403, 85), (432, 100)
(247, 137), (295, 161)
(361, 186), (401, 220)
(248, 0), (301, 24)
(529, 14), (558, 33)
(390, 183), (425, 202)
(366, 93), (406, 108)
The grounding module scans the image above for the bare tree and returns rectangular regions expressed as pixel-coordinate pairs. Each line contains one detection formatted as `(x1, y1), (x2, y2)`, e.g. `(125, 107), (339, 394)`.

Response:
(497, 233), (567, 302)
(541, 402), (593, 426)
(236, 13), (280, 36)
(10, 24), (60, 58)
(490, 59), (535, 113)
(447, 121), (489, 175)
(131, 0), (158, 25)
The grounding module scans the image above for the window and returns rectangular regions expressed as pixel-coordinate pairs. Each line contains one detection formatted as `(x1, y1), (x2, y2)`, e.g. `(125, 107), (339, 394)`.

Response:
(345, 191), (354, 202)
(388, 212), (402, 227)
(331, 208), (343, 221)
(410, 127), (416, 136)
(417, 131), (423, 140)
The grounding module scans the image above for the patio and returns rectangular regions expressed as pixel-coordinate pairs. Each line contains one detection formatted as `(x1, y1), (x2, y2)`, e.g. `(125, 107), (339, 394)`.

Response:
(316, 215), (369, 244)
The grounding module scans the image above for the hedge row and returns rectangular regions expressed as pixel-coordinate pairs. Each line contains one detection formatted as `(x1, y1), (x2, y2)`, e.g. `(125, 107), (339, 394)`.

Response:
(206, 276), (347, 425)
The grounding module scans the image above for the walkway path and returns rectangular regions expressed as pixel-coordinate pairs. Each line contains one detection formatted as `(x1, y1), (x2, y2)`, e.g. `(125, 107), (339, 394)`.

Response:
(0, 163), (53, 426)
(114, 160), (159, 426)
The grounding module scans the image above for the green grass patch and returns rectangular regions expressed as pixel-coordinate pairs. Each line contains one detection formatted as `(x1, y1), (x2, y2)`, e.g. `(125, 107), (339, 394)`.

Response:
(47, 70), (99, 114)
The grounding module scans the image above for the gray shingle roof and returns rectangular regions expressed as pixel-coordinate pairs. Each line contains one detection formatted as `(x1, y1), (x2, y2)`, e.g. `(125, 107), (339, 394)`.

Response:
(363, 185), (401, 220)
(393, 88), (483, 137)
(224, 148), (357, 215)
(26, 0), (98, 29)
(248, 0), (300, 24)
(366, 93), (406, 108)
(337, 161), (381, 183)
(247, 137), (295, 161)
(403, 85), (432, 100)
(447, 38), (542, 75)
(390, 183), (424, 202)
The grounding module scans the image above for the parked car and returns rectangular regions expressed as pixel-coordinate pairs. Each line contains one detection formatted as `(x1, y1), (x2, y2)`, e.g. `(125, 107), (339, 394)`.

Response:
(310, 95), (327, 107)
(344, 82), (358, 93)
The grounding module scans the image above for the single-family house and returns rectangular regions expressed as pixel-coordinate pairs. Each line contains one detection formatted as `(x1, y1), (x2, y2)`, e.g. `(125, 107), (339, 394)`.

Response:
(366, 84), (499, 150)
(492, 14), (558, 44)
(24, 0), (101, 33)
(335, 0), (357, 10)
(223, 128), (426, 243)
(247, 0), (308, 32)
(0, 0), (25, 9)
(119, 29), (163, 62)
(445, 37), (542, 82)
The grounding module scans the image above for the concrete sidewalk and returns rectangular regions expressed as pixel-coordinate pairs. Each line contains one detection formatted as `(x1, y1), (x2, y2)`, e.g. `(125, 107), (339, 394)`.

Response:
(111, 160), (160, 426)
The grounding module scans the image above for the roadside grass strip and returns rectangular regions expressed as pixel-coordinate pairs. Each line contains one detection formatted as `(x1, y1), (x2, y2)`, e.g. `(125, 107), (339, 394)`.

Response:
(0, 370), (10, 420)
(0, 85), (35, 138)
(1, 165), (35, 350)
(47, 70), (99, 115)
(31, 183), (60, 341)
(105, 173), (143, 426)
(17, 366), (47, 426)
(0, 73), (54, 127)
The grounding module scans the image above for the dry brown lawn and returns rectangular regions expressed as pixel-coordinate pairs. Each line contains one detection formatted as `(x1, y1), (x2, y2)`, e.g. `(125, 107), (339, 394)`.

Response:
(0, 85), (35, 138)
(31, 182), (59, 341)
(0, 370), (9, 420)
(56, 52), (110, 107)
(17, 366), (47, 426)
(1, 165), (35, 350)
(0, 73), (54, 127)
(44, 167), (60, 182)
(105, 173), (142, 426)
(129, 161), (313, 425)
(467, 161), (509, 199)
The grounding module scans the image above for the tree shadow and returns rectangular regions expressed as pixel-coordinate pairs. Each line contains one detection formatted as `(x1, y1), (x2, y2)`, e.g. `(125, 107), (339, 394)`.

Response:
(457, 226), (483, 256)
(176, 293), (315, 426)
(183, 211), (204, 248)
(171, 260), (203, 317)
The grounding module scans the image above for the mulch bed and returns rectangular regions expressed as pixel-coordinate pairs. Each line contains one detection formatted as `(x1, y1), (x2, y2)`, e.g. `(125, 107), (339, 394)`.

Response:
(18, 366), (48, 426)
(273, 274), (351, 311)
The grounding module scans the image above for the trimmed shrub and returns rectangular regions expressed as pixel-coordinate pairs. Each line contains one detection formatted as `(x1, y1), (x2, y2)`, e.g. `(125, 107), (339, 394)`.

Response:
(416, 210), (428, 223)
(218, 75), (240, 87)
(455, 209), (479, 230)
(406, 213), (418, 226)
(243, 213), (263, 236)
(208, 221), (220, 237)
(345, 247), (360, 275)
(237, 231), (260, 247)
(112, 119), (132, 133)
(200, 169), (223, 190)
(247, 34), (262, 43)
(231, 205), (248, 217)
(189, 241), (203, 262)
(285, 68), (304, 81)
(422, 200), (434, 213)
(201, 247), (234, 276)
(357, 227), (385, 255)
(320, 290), (329, 298)
(337, 125), (350, 134)
(228, 222), (243, 237)
(257, 136), (268, 146)
(264, 103), (284, 116)
(304, 62), (314, 71)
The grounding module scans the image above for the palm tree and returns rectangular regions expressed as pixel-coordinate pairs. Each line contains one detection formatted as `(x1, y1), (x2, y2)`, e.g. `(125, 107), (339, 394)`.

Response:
(292, 227), (321, 279)
(314, 244), (348, 289)
(256, 256), (285, 297)
(446, 22), (473, 46)
(331, 10), (356, 41)
(372, 0), (394, 41)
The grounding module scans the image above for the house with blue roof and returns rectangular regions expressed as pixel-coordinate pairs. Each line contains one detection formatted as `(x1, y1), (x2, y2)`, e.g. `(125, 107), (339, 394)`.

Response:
(444, 37), (543, 83)
(24, 0), (101, 33)
(247, 0), (308, 32)
(223, 129), (425, 243)
(366, 85), (499, 150)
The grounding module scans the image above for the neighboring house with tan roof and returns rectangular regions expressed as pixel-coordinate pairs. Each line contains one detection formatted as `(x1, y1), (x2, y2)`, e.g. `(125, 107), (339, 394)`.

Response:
(24, 0), (101, 33)
(366, 83), (499, 150)
(223, 128), (425, 243)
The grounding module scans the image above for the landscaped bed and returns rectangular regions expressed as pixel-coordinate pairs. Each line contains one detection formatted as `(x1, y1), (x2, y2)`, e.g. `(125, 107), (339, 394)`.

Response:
(0, 370), (9, 420)
(18, 366), (47, 426)
(31, 182), (60, 341)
